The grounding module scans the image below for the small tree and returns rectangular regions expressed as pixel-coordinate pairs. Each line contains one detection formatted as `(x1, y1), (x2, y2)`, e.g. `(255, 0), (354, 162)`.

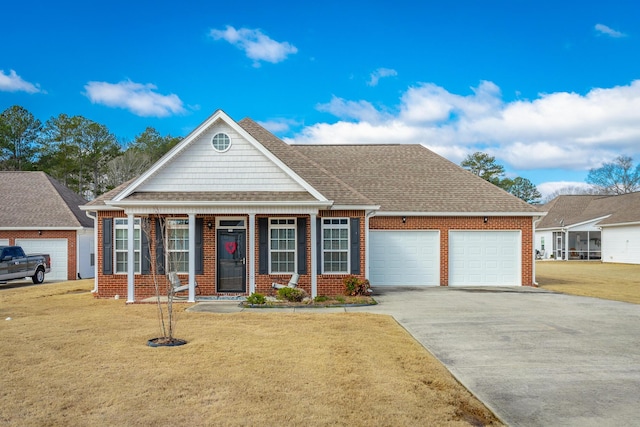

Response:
(141, 215), (185, 346)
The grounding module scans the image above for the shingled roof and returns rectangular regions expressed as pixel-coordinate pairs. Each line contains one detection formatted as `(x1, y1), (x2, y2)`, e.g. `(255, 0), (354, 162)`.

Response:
(537, 192), (640, 228)
(87, 113), (541, 215)
(292, 144), (539, 213)
(0, 171), (92, 228)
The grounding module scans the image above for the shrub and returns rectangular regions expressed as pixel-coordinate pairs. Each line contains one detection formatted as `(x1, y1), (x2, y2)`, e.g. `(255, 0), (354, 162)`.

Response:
(314, 295), (329, 303)
(343, 276), (371, 296)
(277, 287), (307, 302)
(246, 292), (266, 305)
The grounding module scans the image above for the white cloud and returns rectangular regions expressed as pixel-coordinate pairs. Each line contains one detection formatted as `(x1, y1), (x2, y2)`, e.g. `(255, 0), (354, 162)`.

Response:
(83, 80), (185, 117)
(595, 23), (626, 38)
(210, 26), (297, 66)
(258, 118), (300, 133)
(367, 68), (398, 86)
(290, 80), (640, 173)
(0, 70), (42, 93)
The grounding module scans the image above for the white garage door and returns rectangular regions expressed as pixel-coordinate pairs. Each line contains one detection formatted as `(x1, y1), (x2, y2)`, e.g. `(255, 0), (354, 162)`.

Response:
(449, 231), (520, 286)
(370, 231), (440, 285)
(15, 238), (68, 281)
(0, 239), (9, 245)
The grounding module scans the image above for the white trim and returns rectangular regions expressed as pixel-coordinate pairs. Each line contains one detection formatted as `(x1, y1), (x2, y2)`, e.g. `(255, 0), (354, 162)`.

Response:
(85, 211), (98, 293)
(122, 206), (325, 215)
(268, 218), (297, 274)
(126, 214), (135, 303)
(109, 200), (332, 208)
(320, 217), (350, 274)
(216, 217), (246, 229)
(80, 204), (124, 212)
(188, 214), (196, 303)
(112, 110), (330, 204)
(375, 211), (545, 217)
(310, 214), (317, 298)
(598, 221), (640, 228)
(249, 214), (256, 295)
(331, 204), (380, 211)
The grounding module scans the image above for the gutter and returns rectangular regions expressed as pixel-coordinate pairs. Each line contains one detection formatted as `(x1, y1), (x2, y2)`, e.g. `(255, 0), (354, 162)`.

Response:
(532, 215), (544, 286)
(85, 211), (98, 294)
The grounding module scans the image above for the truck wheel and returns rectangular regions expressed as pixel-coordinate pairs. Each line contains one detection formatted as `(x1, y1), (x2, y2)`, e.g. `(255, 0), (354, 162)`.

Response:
(32, 267), (45, 284)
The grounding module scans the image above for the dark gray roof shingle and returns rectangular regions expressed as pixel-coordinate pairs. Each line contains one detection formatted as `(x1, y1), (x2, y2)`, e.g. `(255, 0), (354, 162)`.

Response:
(0, 172), (92, 228)
(537, 193), (640, 228)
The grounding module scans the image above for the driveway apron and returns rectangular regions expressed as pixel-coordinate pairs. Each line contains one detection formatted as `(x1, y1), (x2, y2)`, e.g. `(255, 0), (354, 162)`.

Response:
(348, 287), (640, 427)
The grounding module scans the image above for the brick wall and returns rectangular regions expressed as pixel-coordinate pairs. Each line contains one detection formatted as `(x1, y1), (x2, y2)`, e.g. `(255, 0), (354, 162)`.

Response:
(0, 230), (78, 281)
(369, 215), (534, 286)
(94, 211), (534, 300)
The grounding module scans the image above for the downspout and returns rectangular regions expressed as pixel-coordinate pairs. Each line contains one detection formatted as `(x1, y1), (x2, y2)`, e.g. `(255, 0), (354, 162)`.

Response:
(85, 211), (98, 293)
(364, 210), (376, 280)
(532, 216), (543, 286)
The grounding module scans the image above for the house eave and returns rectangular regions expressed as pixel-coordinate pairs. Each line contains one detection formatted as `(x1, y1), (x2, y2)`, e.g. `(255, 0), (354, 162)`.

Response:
(598, 220), (640, 228)
(0, 226), (85, 231)
(106, 200), (334, 208)
(330, 204), (380, 211)
(375, 211), (546, 217)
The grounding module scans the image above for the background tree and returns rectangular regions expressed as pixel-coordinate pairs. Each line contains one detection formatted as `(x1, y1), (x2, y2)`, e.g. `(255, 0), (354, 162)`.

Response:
(461, 151), (542, 204)
(501, 177), (542, 204)
(460, 152), (505, 185)
(541, 185), (601, 203)
(105, 127), (182, 189)
(39, 114), (121, 199)
(0, 105), (42, 170)
(586, 155), (640, 195)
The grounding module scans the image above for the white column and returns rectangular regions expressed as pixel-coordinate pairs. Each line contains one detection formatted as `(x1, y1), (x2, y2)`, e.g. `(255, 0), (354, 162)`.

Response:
(310, 213), (317, 298)
(248, 213), (256, 294)
(126, 214), (135, 303)
(564, 229), (569, 261)
(188, 214), (196, 302)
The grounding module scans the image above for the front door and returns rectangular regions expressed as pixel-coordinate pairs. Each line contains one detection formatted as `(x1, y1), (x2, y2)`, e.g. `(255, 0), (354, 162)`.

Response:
(217, 230), (246, 292)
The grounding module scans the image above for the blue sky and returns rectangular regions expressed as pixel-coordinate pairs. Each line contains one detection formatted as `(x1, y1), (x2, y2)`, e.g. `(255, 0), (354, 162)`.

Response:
(2, 0), (640, 199)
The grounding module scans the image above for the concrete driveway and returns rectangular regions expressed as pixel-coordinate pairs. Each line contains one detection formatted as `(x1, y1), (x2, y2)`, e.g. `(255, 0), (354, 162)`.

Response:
(354, 286), (640, 427)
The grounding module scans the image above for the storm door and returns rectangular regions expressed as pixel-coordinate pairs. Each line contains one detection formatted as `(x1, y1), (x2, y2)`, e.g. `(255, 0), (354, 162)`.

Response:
(217, 229), (246, 292)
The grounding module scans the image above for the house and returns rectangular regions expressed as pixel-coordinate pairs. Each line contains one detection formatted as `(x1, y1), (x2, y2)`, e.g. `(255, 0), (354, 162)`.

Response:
(82, 110), (543, 302)
(0, 171), (95, 281)
(536, 192), (640, 264)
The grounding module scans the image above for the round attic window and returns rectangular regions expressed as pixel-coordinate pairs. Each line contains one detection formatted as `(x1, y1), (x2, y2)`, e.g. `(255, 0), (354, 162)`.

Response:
(211, 133), (231, 152)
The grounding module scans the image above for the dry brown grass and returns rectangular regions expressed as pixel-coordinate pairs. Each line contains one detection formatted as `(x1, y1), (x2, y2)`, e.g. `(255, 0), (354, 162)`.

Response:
(537, 261), (640, 304)
(0, 280), (501, 426)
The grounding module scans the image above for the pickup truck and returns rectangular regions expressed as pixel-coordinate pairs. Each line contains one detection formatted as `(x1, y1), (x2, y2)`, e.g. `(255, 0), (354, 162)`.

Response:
(0, 246), (51, 284)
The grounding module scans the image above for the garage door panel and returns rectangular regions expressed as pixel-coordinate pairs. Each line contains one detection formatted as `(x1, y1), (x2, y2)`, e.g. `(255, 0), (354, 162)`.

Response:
(370, 231), (439, 286)
(0, 239), (9, 245)
(449, 231), (520, 286)
(15, 238), (67, 281)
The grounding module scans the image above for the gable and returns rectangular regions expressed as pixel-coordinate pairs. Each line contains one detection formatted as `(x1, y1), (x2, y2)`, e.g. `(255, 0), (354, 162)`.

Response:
(137, 120), (307, 193)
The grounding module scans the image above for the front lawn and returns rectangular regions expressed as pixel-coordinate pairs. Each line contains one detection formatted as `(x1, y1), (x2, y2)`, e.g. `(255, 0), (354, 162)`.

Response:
(537, 261), (640, 304)
(0, 280), (501, 426)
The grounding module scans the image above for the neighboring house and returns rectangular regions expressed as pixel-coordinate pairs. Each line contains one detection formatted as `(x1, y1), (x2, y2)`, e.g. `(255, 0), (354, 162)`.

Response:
(0, 171), (95, 281)
(82, 110), (543, 302)
(536, 192), (640, 264)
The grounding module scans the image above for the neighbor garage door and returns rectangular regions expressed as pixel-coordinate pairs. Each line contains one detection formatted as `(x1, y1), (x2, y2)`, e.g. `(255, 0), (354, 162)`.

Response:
(15, 238), (68, 281)
(0, 239), (8, 245)
(449, 231), (520, 286)
(370, 231), (439, 285)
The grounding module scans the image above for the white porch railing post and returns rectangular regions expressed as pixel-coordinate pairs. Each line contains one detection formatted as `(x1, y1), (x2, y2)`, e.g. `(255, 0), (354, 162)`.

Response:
(249, 213), (256, 295)
(310, 213), (317, 298)
(188, 214), (196, 302)
(127, 214), (135, 303)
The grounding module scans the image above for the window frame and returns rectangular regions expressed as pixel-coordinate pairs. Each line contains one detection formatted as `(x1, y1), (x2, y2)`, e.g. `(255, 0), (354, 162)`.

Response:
(268, 218), (297, 274)
(321, 218), (350, 274)
(166, 218), (190, 274)
(114, 218), (141, 274)
(211, 132), (231, 153)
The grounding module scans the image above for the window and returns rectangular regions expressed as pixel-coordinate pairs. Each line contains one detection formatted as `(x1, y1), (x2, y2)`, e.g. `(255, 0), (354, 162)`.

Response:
(269, 218), (296, 273)
(114, 218), (141, 274)
(167, 219), (189, 273)
(212, 133), (231, 152)
(322, 218), (349, 273)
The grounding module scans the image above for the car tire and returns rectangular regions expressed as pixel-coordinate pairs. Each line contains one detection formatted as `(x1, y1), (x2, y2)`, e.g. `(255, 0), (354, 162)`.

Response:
(32, 267), (45, 284)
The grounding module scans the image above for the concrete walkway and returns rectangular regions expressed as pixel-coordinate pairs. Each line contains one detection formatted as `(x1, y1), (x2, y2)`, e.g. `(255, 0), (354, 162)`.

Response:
(188, 287), (640, 426)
